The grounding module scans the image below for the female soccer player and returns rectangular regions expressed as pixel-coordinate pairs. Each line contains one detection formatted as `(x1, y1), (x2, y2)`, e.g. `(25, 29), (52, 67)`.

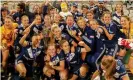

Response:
(91, 56), (130, 80)
(119, 16), (133, 74)
(1, 16), (18, 71)
(102, 11), (119, 57)
(43, 44), (68, 80)
(112, 3), (123, 25)
(15, 21), (44, 79)
(60, 39), (90, 80)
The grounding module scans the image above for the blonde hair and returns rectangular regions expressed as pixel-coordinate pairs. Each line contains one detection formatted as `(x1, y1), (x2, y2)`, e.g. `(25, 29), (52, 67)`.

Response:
(21, 15), (28, 20)
(102, 11), (112, 18)
(50, 23), (61, 44)
(4, 15), (13, 22)
(51, 23), (61, 32)
(101, 56), (116, 77)
(121, 15), (130, 21)
(77, 17), (86, 23)
(59, 39), (68, 47)
(89, 19), (99, 25)
(115, 2), (123, 15)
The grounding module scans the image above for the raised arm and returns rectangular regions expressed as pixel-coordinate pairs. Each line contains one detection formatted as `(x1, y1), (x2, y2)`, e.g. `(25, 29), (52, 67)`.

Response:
(41, 1), (49, 16)
(23, 20), (35, 35)
(19, 28), (30, 47)
(91, 70), (101, 80)
(52, 60), (65, 71)
(78, 41), (91, 52)
(102, 27), (114, 40)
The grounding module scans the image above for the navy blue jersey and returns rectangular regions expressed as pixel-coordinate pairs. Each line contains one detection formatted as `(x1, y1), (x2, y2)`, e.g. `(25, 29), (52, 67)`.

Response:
(79, 26), (95, 52)
(86, 26), (106, 61)
(14, 24), (31, 53)
(58, 22), (66, 31)
(104, 22), (117, 35)
(30, 24), (43, 37)
(13, 12), (23, 24)
(86, 26), (107, 63)
(99, 59), (128, 80)
(62, 23), (80, 43)
(112, 12), (121, 19)
(71, 11), (83, 21)
(88, 5), (97, 10)
(103, 22), (118, 46)
(95, 26), (108, 50)
(62, 23), (79, 33)
(17, 41), (44, 61)
(42, 5), (48, 17)
(96, 19), (105, 26)
(97, 24), (119, 56)
(51, 52), (65, 66)
(14, 24), (25, 45)
(15, 24), (30, 41)
(64, 47), (83, 72)
(13, 11), (33, 25)
(113, 60), (128, 80)
(55, 33), (73, 46)
(112, 12), (121, 25)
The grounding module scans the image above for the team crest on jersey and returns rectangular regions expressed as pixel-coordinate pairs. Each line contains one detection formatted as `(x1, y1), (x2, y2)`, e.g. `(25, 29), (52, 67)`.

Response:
(52, 56), (60, 65)
(27, 48), (34, 58)
(66, 53), (75, 62)
(60, 25), (64, 30)
(16, 17), (20, 22)
(109, 28), (113, 34)
(36, 51), (41, 56)
(96, 32), (100, 39)
(116, 65), (120, 70)
(19, 30), (23, 34)
(33, 27), (39, 34)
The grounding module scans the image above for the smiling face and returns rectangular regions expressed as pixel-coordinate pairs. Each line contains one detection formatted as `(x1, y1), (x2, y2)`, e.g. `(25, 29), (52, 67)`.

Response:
(82, 8), (88, 15)
(44, 15), (51, 25)
(89, 1), (94, 6)
(98, 2), (104, 8)
(89, 20), (98, 30)
(48, 44), (56, 57)
(53, 27), (61, 38)
(87, 12), (94, 20)
(61, 41), (70, 54)
(103, 13), (111, 24)
(33, 5), (40, 14)
(115, 4), (123, 13)
(32, 35), (39, 47)
(77, 19), (86, 29)
(4, 17), (13, 29)
(35, 15), (41, 25)
(21, 16), (29, 27)
(120, 16), (130, 28)
(66, 16), (74, 27)
(54, 14), (61, 23)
